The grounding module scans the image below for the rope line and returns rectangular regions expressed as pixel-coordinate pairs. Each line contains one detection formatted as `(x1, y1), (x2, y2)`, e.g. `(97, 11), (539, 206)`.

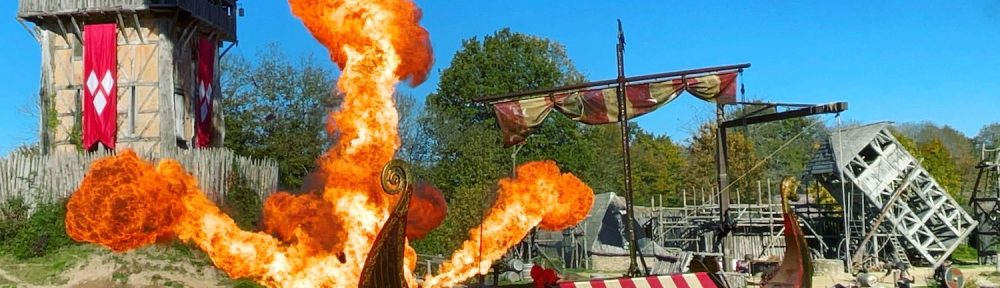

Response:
(712, 116), (827, 199)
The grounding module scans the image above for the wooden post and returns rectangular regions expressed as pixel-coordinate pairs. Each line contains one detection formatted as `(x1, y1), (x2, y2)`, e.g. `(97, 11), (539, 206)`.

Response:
(157, 17), (177, 154)
(614, 20), (643, 277)
(683, 188), (688, 207)
(768, 178), (774, 244)
(38, 30), (53, 154)
(715, 103), (733, 271)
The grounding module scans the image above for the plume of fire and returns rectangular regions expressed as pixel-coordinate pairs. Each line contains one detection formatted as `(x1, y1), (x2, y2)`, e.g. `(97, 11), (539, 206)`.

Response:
(64, 0), (595, 287)
(422, 161), (594, 288)
(67, 0), (435, 286)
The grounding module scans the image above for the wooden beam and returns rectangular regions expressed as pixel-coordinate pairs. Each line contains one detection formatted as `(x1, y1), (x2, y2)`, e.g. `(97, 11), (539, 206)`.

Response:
(55, 16), (71, 48)
(17, 18), (40, 43)
(179, 21), (198, 50)
(116, 12), (129, 43)
(850, 164), (922, 269)
(131, 13), (146, 44)
(720, 102), (847, 129)
(69, 15), (82, 42)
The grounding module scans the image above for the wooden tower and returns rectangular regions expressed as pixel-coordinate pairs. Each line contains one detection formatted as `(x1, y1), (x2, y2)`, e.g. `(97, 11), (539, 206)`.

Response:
(808, 122), (977, 267)
(17, 0), (238, 154)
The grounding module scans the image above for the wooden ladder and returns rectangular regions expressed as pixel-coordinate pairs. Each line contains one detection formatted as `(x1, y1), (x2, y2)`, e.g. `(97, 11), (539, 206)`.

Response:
(889, 236), (910, 266)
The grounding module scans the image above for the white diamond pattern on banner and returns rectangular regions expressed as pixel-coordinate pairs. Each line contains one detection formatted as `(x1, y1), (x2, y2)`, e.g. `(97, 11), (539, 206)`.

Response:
(86, 70), (115, 117)
(86, 72), (99, 95)
(93, 91), (107, 115)
(199, 80), (211, 121)
(101, 70), (115, 94)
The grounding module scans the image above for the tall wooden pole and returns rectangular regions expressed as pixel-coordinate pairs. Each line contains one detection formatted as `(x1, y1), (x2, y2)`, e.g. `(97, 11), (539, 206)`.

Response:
(616, 20), (642, 277)
(715, 103), (733, 271)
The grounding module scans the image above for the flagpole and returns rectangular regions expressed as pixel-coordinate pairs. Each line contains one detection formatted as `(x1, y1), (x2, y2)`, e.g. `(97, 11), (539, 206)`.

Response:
(615, 19), (644, 278)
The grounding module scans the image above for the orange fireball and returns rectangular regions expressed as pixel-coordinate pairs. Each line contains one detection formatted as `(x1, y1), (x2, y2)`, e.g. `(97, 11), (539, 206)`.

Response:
(65, 151), (187, 252)
(64, 0), (596, 287)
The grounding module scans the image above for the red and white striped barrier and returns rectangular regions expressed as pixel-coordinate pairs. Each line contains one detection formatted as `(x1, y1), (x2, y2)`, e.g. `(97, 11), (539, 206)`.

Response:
(557, 273), (717, 288)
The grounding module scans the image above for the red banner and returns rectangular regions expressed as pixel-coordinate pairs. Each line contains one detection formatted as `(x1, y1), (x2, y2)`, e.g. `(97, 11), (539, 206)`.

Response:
(492, 72), (739, 147)
(195, 38), (215, 148)
(83, 24), (118, 150)
(557, 272), (717, 288)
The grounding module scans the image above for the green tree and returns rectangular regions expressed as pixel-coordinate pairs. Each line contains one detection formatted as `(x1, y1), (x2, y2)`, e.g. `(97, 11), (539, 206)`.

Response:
(893, 130), (965, 202)
(394, 93), (433, 179)
(891, 128), (921, 159)
(732, 105), (826, 180)
(975, 122), (1000, 149)
(221, 45), (338, 189)
(919, 137), (963, 201)
(682, 123), (767, 204)
(574, 124), (625, 195)
(631, 128), (686, 206)
(894, 123), (977, 197)
(417, 28), (601, 254)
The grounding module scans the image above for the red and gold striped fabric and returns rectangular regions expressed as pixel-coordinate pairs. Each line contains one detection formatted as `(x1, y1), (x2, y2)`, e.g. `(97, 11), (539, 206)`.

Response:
(557, 273), (718, 288)
(491, 72), (738, 147)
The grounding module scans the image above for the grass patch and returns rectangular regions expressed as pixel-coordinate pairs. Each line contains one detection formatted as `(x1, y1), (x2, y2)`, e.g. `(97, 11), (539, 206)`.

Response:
(0, 244), (97, 286)
(134, 241), (213, 267)
(227, 278), (266, 288)
(0, 276), (17, 288)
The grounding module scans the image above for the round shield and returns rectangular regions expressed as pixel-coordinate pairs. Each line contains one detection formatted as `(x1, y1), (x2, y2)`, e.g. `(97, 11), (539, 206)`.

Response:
(855, 272), (878, 287)
(944, 267), (964, 288)
(504, 258), (524, 272)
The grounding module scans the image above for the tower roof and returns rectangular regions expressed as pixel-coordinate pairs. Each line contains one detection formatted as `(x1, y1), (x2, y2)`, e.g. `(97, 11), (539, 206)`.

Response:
(827, 121), (894, 169)
(18, 0), (238, 41)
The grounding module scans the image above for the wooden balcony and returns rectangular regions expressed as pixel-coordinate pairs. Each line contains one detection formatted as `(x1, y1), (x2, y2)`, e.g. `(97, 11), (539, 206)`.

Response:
(18, 0), (237, 41)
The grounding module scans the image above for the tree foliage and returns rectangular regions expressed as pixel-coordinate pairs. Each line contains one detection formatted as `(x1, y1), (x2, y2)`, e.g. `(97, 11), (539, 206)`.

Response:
(919, 138), (963, 201)
(0, 198), (74, 259)
(631, 128), (685, 206)
(416, 28), (600, 254)
(734, 105), (827, 180)
(221, 45), (338, 189)
(895, 122), (978, 192)
(893, 124), (974, 201)
(975, 122), (1000, 149)
(682, 123), (767, 204)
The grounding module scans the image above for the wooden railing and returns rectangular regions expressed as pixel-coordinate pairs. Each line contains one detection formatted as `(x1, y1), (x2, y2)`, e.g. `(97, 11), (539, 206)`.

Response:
(176, 0), (238, 40)
(0, 148), (277, 209)
(17, 0), (236, 40)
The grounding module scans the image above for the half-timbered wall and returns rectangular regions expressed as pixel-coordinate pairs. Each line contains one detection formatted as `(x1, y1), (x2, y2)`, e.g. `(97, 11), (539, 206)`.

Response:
(31, 14), (225, 154)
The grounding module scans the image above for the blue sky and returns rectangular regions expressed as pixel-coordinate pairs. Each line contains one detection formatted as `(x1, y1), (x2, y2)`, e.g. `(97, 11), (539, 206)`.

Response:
(1, 1), (998, 155)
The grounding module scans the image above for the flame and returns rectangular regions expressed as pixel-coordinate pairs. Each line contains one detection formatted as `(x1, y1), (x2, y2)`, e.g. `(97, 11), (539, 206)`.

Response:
(64, 0), (595, 287)
(406, 182), (448, 240)
(65, 151), (186, 252)
(422, 161), (594, 288)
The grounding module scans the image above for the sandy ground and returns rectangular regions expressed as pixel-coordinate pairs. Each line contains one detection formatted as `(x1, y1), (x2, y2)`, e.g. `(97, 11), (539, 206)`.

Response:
(0, 246), (234, 288)
(4, 247), (999, 288)
(807, 265), (998, 288)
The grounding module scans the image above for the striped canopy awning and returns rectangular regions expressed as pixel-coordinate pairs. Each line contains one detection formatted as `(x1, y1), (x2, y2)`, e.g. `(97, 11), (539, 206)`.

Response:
(492, 72), (738, 147)
(557, 273), (718, 288)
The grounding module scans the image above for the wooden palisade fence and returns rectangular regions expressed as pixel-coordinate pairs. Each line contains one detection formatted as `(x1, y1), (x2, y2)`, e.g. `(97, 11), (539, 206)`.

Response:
(0, 148), (278, 209)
